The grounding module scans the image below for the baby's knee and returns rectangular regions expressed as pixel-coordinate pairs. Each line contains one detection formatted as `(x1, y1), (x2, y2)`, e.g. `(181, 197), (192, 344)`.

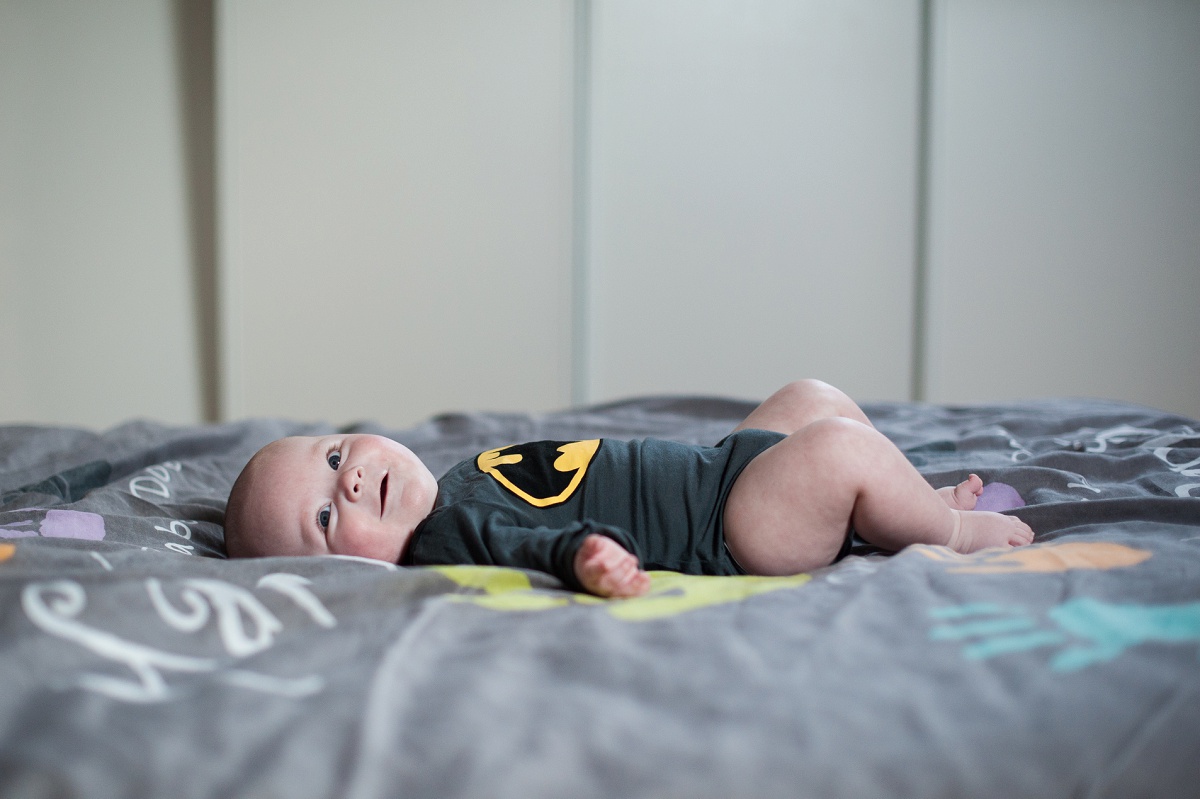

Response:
(792, 417), (884, 476)
(776, 379), (854, 413)
(777, 378), (834, 401)
(797, 415), (872, 445)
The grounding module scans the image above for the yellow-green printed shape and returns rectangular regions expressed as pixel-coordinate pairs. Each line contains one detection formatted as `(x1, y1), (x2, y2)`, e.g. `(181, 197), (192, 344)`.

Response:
(430, 565), (810, 621)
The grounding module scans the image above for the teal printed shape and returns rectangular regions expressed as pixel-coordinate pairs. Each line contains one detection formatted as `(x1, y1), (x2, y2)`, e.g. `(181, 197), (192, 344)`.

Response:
(1047, 598), (1200, 672)
(930, 598), (1200, 673)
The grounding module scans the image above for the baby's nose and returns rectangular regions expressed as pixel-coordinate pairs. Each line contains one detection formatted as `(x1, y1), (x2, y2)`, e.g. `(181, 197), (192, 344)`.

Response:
(340, 465), (364, 500)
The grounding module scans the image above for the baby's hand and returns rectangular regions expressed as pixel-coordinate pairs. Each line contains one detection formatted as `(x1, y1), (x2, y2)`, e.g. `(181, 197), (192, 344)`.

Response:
(574, 534), (650, 598)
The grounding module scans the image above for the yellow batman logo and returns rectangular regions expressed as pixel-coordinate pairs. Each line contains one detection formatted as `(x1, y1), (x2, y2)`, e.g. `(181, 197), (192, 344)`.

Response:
(476, 439), (601, 507)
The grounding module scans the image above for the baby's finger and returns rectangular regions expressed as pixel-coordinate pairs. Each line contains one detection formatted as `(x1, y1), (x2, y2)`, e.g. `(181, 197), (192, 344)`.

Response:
(610, 561), (650, 598)
(623, 569), (651, 597)
(599, 555), (634, 591)
(591, 553), (624, 591)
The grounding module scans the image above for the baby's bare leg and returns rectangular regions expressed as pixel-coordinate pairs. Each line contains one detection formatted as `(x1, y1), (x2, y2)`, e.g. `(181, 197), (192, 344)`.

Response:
(733, 379), (874, 435)
(723, 419), (1033, 575)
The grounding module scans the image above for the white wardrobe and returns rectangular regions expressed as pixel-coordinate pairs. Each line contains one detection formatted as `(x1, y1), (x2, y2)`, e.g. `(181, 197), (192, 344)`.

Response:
(3, 1), (1198, 429)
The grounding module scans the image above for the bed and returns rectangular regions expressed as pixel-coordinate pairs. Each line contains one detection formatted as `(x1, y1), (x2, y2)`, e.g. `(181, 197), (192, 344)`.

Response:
(2, 395), (1198, 798)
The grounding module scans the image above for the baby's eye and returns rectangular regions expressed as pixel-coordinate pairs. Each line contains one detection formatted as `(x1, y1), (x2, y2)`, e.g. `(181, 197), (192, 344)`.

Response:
(327, 450), (341, 470)
(318, 505), (331, 530)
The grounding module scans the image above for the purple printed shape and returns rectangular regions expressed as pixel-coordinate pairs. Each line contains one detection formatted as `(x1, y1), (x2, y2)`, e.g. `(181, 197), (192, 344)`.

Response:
(976, 482), (1026, 512)
(39, 509), (106, 540)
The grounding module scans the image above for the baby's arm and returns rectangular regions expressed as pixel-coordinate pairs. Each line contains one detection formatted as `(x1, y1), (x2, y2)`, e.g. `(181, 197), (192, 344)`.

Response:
(573, 534), (651, 598)
(417, 508), (648, 596)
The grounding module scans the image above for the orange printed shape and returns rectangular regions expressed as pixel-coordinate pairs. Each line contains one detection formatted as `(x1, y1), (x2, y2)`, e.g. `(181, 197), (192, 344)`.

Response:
(914, 541), (1151, 574)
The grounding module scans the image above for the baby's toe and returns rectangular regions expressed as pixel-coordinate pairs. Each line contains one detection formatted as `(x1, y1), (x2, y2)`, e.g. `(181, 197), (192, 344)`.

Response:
(1009, 519), (1034, 545)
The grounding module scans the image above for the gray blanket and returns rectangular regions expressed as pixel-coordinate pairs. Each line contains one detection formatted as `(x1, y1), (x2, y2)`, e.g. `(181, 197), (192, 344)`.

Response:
(2, 397), (1198, 798)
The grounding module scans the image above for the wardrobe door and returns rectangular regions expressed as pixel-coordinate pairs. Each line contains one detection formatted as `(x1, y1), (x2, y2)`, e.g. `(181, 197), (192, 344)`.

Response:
(219, 1), (575, 426)
(0, 0), (202, 427)
(584, 0), (921, 404)
(924, 0), (1200, 418)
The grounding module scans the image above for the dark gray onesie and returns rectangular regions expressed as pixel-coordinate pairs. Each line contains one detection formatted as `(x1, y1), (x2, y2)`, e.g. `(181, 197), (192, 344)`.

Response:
(400, 429), (788, 590)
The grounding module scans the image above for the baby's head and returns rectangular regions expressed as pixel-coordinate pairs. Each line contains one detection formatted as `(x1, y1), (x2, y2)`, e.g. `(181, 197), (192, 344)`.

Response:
(225, 433), (438, 562)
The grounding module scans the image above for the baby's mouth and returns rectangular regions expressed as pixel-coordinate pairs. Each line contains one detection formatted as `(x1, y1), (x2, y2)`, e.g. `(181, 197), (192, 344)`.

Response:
(380, 473), (389, 517)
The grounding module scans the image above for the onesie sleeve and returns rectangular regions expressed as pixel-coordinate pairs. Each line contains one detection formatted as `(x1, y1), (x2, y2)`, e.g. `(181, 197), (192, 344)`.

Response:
(406, 508), (641, 593)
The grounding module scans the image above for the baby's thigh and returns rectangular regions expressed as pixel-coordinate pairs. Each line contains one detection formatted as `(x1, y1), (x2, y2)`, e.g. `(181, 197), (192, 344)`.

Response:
(722, 426), (860, 575)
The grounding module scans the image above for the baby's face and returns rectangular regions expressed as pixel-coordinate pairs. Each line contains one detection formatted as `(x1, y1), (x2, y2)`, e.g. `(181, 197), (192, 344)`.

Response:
(241, 434), (438, 561)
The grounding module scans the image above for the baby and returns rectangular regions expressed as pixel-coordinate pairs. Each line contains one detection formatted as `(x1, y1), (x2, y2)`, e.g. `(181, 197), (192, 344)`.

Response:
(224, 380), (1034, 597)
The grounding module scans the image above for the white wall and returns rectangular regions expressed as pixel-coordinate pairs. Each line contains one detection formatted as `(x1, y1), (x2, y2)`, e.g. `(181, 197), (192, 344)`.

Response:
(3, 0), (1199, 428)
(0, 0), (203, 429)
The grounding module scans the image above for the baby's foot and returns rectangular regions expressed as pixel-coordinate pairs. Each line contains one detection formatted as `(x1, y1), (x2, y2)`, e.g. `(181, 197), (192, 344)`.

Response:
(945, 509), (1035, 554)
(938, 474), (984, 510)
